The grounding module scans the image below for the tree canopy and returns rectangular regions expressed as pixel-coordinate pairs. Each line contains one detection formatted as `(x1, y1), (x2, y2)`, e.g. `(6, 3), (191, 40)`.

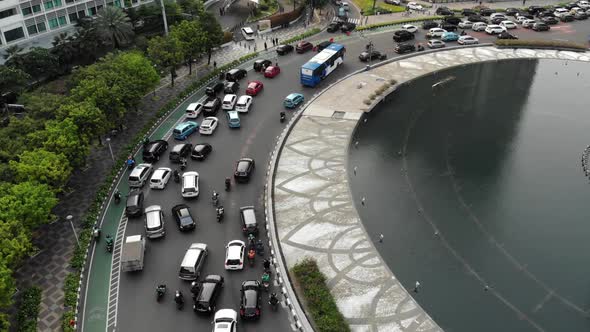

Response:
(148, 35), (184, 86)
(9, 149), (72, 190)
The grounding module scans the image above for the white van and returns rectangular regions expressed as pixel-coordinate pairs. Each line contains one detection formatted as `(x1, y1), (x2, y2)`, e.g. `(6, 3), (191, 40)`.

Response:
(144, 205), (165, 238)
(182, 171), (199, 198)
(241, 27), (255, 40)
(222, 94), (237, 110)
(186, 102), (203, 119)
(129, 163), (153, 188)
(179, 243), (208, 280)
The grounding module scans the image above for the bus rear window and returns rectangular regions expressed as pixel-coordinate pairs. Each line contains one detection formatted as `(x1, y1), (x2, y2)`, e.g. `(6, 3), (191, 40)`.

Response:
(301, 68), (313, 76)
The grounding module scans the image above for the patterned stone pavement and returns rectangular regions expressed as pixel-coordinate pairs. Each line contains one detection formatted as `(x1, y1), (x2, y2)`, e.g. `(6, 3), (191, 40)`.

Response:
(272, 47), (590, 332)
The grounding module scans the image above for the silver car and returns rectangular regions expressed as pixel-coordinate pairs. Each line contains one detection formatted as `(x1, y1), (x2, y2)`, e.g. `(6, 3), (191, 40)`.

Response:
(427, 39), (446, 49)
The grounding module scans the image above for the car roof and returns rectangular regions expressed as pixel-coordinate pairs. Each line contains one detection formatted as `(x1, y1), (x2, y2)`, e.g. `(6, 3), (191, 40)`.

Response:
(238, 95), (251, 102)
(227, 244), (243, 259)
(227, 111), (239, 119)
(223, 94), (236, 101)
(152, 167), (170, 178)
(176, 121), (196, 130)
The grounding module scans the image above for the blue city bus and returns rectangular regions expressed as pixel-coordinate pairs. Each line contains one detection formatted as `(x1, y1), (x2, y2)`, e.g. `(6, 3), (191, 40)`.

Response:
(300, 43), (346, 87)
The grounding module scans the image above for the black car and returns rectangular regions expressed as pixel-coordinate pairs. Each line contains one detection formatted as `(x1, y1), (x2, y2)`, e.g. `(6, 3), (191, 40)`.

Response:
(518, 13), (535, 19)
(528, 5), (545, 15)
(169, 143), (192, 163)
(142, 140), (168, 162)
(479, 8), (495, 16)
(340, 22), (356, 32)
(436, 7), (453, 15)
(393, 30), (414, 42)
(537, 11), (556, 18)
(564, 2), (579, 9)
(316, 40), (333, 52)
(490, 17), (505, 24)
(225, 68), (247, 82)
(194, 275), (224, 314)
(234, 157), (255, 181)
(422, 20), (438, 29)
(224, 81), (239, 94)
(497, 31), (518, 39)
(505, 8), (519, 16)
(205, 81), (224, 96)
(560, 14), (575, 22)
(468, 15), (487, 23)
(444, 16), (462, 25)
(327, 21), (343, 32)
(172, 204), (196, 231)
(276, 44), (294, 55)
(462, 9), (477, 17)
(240, 206), (258, 235)
(394, 43), (415, 54)
(359, 50), (386, 62)
(203, 97), (221, 116)
(125, 190), (144, 217)
(253, 59), (272, 72)
(240, 280), (261, 320)
(191, 143), (212, 160)
(440, 23), (458, 31)
(541, 16), (559, 24)
(532, 22), (550, 31)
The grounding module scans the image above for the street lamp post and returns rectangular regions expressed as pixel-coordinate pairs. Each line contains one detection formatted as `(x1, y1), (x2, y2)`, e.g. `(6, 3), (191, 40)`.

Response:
(66, 215), (80, 248)
(160, 0), (169, 35)
(106, 138), (115, 163)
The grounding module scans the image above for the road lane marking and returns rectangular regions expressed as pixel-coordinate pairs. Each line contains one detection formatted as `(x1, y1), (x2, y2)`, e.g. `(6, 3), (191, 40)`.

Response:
(106, 215), (128, 332)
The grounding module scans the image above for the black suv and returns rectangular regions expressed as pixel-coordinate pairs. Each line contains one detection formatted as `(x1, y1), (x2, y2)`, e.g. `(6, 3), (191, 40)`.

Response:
(327, 21), (342, 32)
(440, 23), (458, 31)
(191, 143), (213, 160)
(142, 140), (168, 162)
(394, 43), (415, 54)
(234, 157), (255, 182)
(169, 143), (192, 163)
(468, 14), (487, 23)
(225, 68), (247, 82)
(393, 30), (414, 42)
(421, 21), (438, 29)
(444, 16), (461, 25)
(527, 5), (544, 15)
(359, 50), (386, 62)
(203, 97), (221, 116)
(193, 275), (224, 314)
(505, 8), (519, 16)
(240, 280), (261, 320)
(479, 8), (495, 16)
(125, 190), (144, 217)
(276, 44), (294, 55)
(224, 81), (239, 94)
(462, 9), (477, 16)
(205, 81), (224, 96)
(253, 59), (272, 72)
(316, 40), (333, 52)
(240, 206), (258, 235)
(435, 6), (453, 15)
(340, 22), (356, 32)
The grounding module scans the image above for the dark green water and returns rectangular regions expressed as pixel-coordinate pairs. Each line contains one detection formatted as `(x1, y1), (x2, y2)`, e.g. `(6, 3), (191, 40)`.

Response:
(348, 59), (590, 332)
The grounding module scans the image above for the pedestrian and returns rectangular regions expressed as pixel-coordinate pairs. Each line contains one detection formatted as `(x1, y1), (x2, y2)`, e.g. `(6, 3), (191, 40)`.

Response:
(213, 61), (217, 69)
(264, 42), (268, 50)
(522, 0), (525, 5)
(378, 234), (383, 243)
(479, 0), (482, 5)
(414, 281), (420, 293)
(219, 7), (222, 16)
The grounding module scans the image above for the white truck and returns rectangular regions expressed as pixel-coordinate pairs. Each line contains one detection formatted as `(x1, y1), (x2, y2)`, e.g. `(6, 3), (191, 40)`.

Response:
(121, 235), (146, 272)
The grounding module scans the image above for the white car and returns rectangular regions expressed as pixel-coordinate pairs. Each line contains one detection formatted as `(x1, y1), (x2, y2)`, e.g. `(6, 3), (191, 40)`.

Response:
(225, 240), (245, 270)
(407, 2), (423, 10)
(426, 28), (447, 38)
(485, 24), (505, 34)
(401, 24), (418, 33)
(457, 35), (479, 45)
(222, 94), (237, 110)
(554, 8), (570, 17)
(578, 1), (590, 9)
(490, 13), (507, 20)
(149, 167), (171, 189)
(181, 171), (199, 198)
(458, 20), (474, 29)
(500, 20), (517, 29)
(213, 309), (237, 332)
(522, 19), (536, 28)
(199, 117), (218, 135)
(427, 39), (445, 48)
(571, 7), (587, 14)
(472, 22), (487, 31)
(235, 95), (253, 113)
(516, 15), (529, 23)
(185, 102), (202, 119)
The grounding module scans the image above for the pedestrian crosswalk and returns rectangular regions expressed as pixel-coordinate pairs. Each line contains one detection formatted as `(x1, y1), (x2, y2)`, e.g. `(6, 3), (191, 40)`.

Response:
(333, 17), (361, 25)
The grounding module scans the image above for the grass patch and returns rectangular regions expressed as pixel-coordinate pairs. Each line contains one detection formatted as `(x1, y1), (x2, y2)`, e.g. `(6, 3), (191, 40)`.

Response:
(495, 39), (588, 51)
(282, 28), (322, 44)
(352, 0), (405, 15)
(357, 15), (444, 31)
(292, 258), (350, 332)
(247, 0), (279, 22)
(16, 287), (42, 332)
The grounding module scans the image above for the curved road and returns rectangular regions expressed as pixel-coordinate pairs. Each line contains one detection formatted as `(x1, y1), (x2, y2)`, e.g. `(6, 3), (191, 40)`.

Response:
(82, 19), (590, 332)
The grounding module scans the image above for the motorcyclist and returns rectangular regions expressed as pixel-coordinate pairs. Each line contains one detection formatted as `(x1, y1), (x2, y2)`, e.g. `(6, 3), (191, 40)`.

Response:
(216, 206), (225, 217)
(256, 240), (265, 255)
(280, 111), (286, 122)
(269, 293), (279, 306)
(417, 44), (424, 51)
(248, 249), (256, 263)
(263, 258), (271, 271)
(175, 290), (184, 304)
(92, 226), (101, 239)
(180, 158), (187, 170)
(212, 190), (219, 205)
(262, 271), (270, 283)
(460, 30), (467, 36)
(114, 190), (121, 203)
(105, 235), (113, 246)
(225, 177), (231, 191)
(126, 155), (135, 168)
(173, 169), (180, 182)
(190, 281), (200, 299)
(156, 284), (166, 295)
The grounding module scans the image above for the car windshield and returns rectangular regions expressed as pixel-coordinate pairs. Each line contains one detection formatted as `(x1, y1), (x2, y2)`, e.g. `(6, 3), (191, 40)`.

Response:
(237, 161), (250, 172)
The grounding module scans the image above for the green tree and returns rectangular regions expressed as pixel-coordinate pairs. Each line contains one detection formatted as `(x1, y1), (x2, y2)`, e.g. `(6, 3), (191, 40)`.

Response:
(72, 26), (104, 63)
(311, 0), (329, 13)
(9, 149), (72, 190)
(170, 20), (204, 75)
(17, 92), (61, 119)
(197, 11), (223, 65)
(70, 77), (126, 128)
(57, 100), (108, 143)
(148, 35), (184, 87)
(0, 66), (30, 100)
(5, 47), (61, 79)
(0, 181), (58, 230)
(178, 0), (204, 16)
(51, 32), (77, 70)
(95, 6), (135, 49)
(28, 118), (89, 167)
(2, 44), (23, 61)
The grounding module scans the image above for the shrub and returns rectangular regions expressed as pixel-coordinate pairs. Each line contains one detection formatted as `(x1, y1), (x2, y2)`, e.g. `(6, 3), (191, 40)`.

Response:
(269, 6), (304, 27)
(62, 310), (75, 332)
(494, 39), (588, 51)
(369, 93), (376, 100)
(357, 16), (444, 31)
(16, 286), (42, 332)
(363, 99), (372, 105)
(292, 258), (350, 332)
(223, 31), (234, 44)
(282, 28), (322, 44)
(64, 273), (80, 308)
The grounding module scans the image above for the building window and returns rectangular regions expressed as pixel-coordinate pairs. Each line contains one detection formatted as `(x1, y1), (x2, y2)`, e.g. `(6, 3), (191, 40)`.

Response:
(53, 0), (62, 7)
(77, 10), (85, 18)
(68, 12), (77, 22)
(115, 0), (122, 6)
(4, 27), (25, 42)
(66, 0), (74, 3)
(27, 24), (38, 35)
(32, 4), (41, 12)
(88, 6), (96, 15)
(22, 7), (32, 15)
(44, 0), (54, 9)
(37, 22), (47, 32)
(48, 17), (58, 29)
(0, 8), (16, 19)
(58, 15), (66, 25)
(96, 5), (103, 11)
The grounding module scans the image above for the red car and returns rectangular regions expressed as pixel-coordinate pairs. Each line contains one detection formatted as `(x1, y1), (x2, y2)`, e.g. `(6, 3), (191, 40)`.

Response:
(245, 81), (263, 96)
(264, 66), (280, 78)
(296, 41), (313, 53)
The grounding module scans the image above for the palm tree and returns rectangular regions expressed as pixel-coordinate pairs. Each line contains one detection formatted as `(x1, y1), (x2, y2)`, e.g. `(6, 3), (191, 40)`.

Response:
(94, 6), (134, 49)
(51, 32), (76, 69)
(3, 44), (23, 60)
(73, 26), (103, 62)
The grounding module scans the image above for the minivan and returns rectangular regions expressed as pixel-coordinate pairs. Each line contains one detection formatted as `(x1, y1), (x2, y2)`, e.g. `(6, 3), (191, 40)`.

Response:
(226, 68), (247, 82)
(173, 121), (198, 140)
(129, 163), (153, 188)
(179, 243), (208, 280)
(186, 102), (202, 118)
(203, 97), (221, 116)
(240, 206), (258, 235)
(227, 111), (240, 128)
(193, 275), (224, 314)
(169, 143), (192, 163)
(144, 205), (165, 238)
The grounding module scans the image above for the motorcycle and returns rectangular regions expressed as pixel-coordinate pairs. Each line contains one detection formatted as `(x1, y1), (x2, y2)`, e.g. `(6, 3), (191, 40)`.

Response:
(225, 178), (231, 191)
(256, 240), (265, 256)
(216, 206), (224, 223)
(174, 291), (184, 310)
(180, 158), (187, 171)
(212, 191), (219, 206)
(280, 111), (286, 123)
(126, 158), (135, 170)
(105, 236), (114, 253)
(114, 190), (121, 204)
(156, 284), (166, 302)
(92, 227), (101, 242)
(248, 250), (256, 267)
(269, 293), (279, 311)
(173, 170), (180, 183)
(262, 272), (271, 292)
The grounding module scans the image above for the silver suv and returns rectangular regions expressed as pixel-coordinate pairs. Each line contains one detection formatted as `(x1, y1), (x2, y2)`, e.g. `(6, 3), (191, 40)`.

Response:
(129, 163), (153, 188)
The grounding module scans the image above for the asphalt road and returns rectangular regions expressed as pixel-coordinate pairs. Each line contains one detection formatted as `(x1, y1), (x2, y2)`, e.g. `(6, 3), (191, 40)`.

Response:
(114, 19), (590, 332)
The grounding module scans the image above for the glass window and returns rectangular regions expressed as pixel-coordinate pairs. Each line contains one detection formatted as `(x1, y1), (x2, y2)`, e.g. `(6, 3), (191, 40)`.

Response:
(88, 6), (96, 15)
(58, 15), (66, 25)
(0, 9), (16, 19)
(96, 5), (103, 11)
(22, 7), (32, 15)
(77, 10), (85, 18)
(44, 1), (53, 9)
(32, 4), (41, 12)
(53, 0), (62, 6)
(49, 17), (58, 29)
(27, 24), (38, 35)
(68, 12), (77, 22)
(66, 0), (74, 3)
(4, 27), (25, 42)
(37, 22), (46, 32)
(115, 0), (122, 6)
